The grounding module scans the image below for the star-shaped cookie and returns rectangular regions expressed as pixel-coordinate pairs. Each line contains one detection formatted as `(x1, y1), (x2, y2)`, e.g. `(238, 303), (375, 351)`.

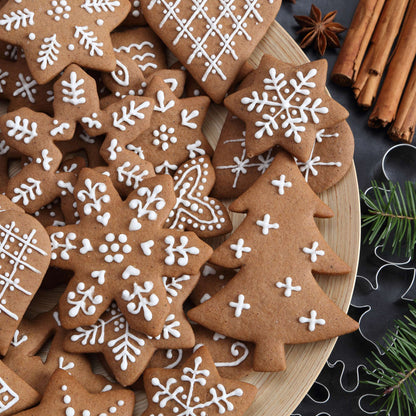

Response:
(0, 0), (131, 84)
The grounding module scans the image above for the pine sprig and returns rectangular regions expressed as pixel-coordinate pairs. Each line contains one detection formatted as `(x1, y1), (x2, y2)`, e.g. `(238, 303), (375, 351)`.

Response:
(361, 180), (416, 257)
(363, 303), (416, 416)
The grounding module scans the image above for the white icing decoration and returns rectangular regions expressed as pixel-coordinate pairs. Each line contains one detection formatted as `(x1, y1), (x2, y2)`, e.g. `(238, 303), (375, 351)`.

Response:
(96, 212), (111, 226)
(38, 34), (61, 70)
(216, 135), (274, 189)
(50, 121), (71, 137)
(126, 143), (145, 159)
(295, 129), (342, 181)
(256, 214), (279, 235)
(111, 59), (129, 87)
(11, 329), (28, 347)
(61, 71), (86, 105)
(167, 158), (227, 232)
(0, 8), (34, 31)
(112, 100), (150, 131)
(58, 356), (75, 372)
(155, 160), (178, 174)
(0, 139), (10, 156)
(81, 0), (121, 14)
(152, 124), (177, 151)
(67, 282), (103, 318)
(164, 235), (199, 266)
(47, 1), (71, 22)
(6, 116), (38, 143)
(91, 270), (106, 285)
(77, 179), (110, 216)
(140, 240), (154, 256)
(146, 0), (270, 82)
(11, 178), (42, 206)
(186, 140), (206, 159)
(229, 294), (250, 317)
(121, 281), (159, 319)
(50, 231), (77, 261)
(150, 355), (244, 413)
(35, 149), (53, 171)
(117, 162), (149, 189)
(275, 277), (301, 297)
(299, 310), (326, 331)
(163, 349), (184, 369)
(0, 222), (47, 320)
(154, 90), (175, 113)
(241, 67), (328, 142)
(121, 265), (140, 280)
(57, 180), (74, 197)
(180, 109), (199, 129)
(302, 241), (325, 263)
(74, 26), (104, 57)
(0, 377), (19, 412)
(162, 275), (191, 303)
(271, 174), (292, 195)
(107, 138), (122, 161)
(128, 184), (166, 231)
(200, 293), (211, 303)
(99, 233), (131, 264)
(80, 238), (93, 254)
(202, 264), (216, 277)
(151, 313), (180, 340)
(13, 73), (37, 103)
(230, 238), (251, 259)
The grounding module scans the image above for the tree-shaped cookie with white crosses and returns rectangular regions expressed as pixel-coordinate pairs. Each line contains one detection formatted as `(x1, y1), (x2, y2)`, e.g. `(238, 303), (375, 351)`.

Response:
(48, 168), (212, 337)
(64, 272), (200, 386)
(188, 151), (359, 372)
(0, 195), (50, 356)
(224, 56), (349, 162)
(13, 369), (134, 416)
(143, 346), (257, 416)
(4, 309), (118, 395)
(129, 76), (213, 174)
(0, 0), (131, 84)
(0, 64), (154, 213)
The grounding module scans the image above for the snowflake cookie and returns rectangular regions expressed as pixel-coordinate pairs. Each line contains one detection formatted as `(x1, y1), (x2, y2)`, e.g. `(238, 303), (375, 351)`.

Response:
(0, 195), (51, 356)
(143, 346), (257, 416)
(188, 151), (359, 372)
(0, 64), (154, 213)
(0, 0), (131, 84)
(12, 369), (134, 416)
(166, 156), (233, 238)
(141, 0), (282, 103)
(149, 324), (254, 379)
(48, 168), (212, 336)
(224, 56), (349, 162)
(4, 309), (117, 395)
(65, 272), (199, 386)
(0, 360), (40, 416)
(129, 76), (213, 175)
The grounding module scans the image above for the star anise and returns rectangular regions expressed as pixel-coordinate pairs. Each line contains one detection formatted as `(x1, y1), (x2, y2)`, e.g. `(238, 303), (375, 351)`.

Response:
(294, 4), (346, 56)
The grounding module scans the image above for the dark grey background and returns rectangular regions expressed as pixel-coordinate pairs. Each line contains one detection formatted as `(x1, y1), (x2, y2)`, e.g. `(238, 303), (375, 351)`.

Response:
(276, 2), (415, 415)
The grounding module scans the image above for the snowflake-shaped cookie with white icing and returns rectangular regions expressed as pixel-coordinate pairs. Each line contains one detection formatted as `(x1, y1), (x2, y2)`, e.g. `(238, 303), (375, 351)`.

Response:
(143, 346), (257, 416)
(225, 56), (349, 162)
(48, 168), (212, 337)
(0, 0), (131, 84)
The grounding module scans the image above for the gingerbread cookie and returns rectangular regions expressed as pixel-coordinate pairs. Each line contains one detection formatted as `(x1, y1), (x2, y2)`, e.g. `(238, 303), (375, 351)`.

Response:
(123, 0), (147, 26)
(129, 76), (212, 174)
(188, 151), (359, 372)
(0, 56), (55, 113)
(224, 56), (349, 162)
(65, 272), (199, 386)
(149, 325), (254, 379)
(0, 64), (154, 213)
(0, 360), (40, 415)
(48, 168), (212, 335)
(4, 309), (117, 395)
(143, 346), (257, 416)
(142, 0), (282, 103)
(0, 0), (131, 84)
(166, 156), (232, 238)
(13, 369), (134, 416)
(0, 196), (50, 355)
(212, 113), (276, 199)
(102, 27), (166, 95)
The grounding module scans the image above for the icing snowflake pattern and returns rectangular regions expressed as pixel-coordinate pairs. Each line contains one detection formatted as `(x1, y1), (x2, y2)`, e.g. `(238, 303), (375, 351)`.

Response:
(149, 353), (245, 416)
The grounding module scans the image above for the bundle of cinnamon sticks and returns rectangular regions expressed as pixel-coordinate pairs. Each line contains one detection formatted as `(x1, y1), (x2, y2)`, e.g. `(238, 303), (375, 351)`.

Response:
(332, 0), (416, 143)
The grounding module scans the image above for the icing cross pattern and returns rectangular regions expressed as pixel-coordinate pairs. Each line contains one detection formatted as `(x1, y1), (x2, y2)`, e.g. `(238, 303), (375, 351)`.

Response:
(299, 310), (326, 332)
(229, 294), (251, 318)
(0, 221), (48, 320)
(303, 241), (325, 263)
(275, 277), (301, 297)
(271, 174), (292, 195)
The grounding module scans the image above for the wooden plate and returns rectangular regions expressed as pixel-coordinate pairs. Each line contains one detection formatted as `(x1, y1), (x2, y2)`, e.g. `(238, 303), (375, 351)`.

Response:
(18, 20), (360, 416)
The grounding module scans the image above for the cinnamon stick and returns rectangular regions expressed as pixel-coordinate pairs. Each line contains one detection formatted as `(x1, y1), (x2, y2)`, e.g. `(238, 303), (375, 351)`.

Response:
(352, 0), (409, 109)
(388, 61), (416, 142)
(369, 0), (416, 127)
(331, 0), (386, 86)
